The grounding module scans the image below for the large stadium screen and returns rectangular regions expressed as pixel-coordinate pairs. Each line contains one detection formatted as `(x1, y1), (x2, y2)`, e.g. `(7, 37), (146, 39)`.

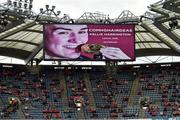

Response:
(43, 24), (135, 61)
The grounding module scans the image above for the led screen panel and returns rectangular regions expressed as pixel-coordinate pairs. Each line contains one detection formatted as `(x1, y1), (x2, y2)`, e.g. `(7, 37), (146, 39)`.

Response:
(43, 24), (135, 61)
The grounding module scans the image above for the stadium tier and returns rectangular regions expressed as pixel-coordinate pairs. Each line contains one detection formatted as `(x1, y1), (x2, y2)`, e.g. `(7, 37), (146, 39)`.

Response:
(0, 65), (179, 119)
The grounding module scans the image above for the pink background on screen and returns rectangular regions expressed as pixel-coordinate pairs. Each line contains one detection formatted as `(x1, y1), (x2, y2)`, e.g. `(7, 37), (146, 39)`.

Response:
(87, 24), (135, 59)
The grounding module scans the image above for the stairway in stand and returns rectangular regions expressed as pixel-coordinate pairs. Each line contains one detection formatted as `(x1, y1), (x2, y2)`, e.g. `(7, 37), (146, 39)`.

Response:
(77, 108), (85, 119)
(58, 71), (69, 108)
(84, 71), (96, 108)
(16, 104), (26, 119)
(128, 78), (139, 107)
(0, 96), (4, 109)
(127, 78), (146, 118)
(138, 108), (145, 118)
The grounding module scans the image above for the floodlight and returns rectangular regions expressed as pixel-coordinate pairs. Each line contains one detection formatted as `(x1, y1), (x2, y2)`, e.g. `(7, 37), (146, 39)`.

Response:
(45, 5), (49, 10)
(29, 0), (33, 4)
(13, 1), (17, 7)
(24, 3), (27, 9)
(57, 11), (61, 15)
(40, 8), (43, 13)
(18, 2), (22, 8)
(52, 6), (55, 11)
(29, 4), (32, 10)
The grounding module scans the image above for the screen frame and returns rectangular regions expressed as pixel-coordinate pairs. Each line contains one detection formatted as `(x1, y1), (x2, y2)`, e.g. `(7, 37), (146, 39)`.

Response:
(43, 23), (135, 61)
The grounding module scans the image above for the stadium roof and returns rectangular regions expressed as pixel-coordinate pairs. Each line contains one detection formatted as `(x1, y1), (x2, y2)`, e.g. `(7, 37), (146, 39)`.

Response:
(0, 0), (180, 65)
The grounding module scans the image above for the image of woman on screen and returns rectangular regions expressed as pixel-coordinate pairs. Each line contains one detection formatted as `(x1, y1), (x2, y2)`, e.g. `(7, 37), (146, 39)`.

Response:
(45, 24), (88, 59)
(44, 24), (130, 60)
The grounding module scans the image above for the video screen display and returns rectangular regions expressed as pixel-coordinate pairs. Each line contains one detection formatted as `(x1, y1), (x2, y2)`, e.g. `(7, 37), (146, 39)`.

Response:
(43, 24), (135, 61)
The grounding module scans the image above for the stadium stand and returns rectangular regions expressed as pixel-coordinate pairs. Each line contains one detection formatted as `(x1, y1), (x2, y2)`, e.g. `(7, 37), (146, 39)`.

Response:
(0, 65), (179, 119)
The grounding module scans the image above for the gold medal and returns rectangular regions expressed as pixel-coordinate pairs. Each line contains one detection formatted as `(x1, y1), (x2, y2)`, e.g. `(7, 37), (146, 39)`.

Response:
(80, 44), (104, 54)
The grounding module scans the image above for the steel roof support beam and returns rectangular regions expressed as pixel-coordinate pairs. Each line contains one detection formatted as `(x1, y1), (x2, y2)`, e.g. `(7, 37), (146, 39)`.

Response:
(0, 47), (30, 59)
(149, 7), (180, 19)
(141, 22), (180, 54)
(24, 29), (43, 33)
(149, 0), (180, 23)
(136, 48), (180, 57)
(155, 15), (175, 23)
(153, 22), (180, 44)
(37, 56), (44, 65)
(0, 39), (39, 46)
(25, 42), (43, 65)
(162, 0), (180, 13)
(0, 21), (36, 40)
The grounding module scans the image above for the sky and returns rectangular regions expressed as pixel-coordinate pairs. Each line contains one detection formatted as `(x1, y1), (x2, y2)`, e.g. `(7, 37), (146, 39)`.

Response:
(1, 0), (159, 19)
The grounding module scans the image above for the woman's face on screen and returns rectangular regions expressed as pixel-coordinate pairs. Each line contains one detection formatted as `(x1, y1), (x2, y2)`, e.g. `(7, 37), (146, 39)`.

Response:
(45, 24), (88, 59)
